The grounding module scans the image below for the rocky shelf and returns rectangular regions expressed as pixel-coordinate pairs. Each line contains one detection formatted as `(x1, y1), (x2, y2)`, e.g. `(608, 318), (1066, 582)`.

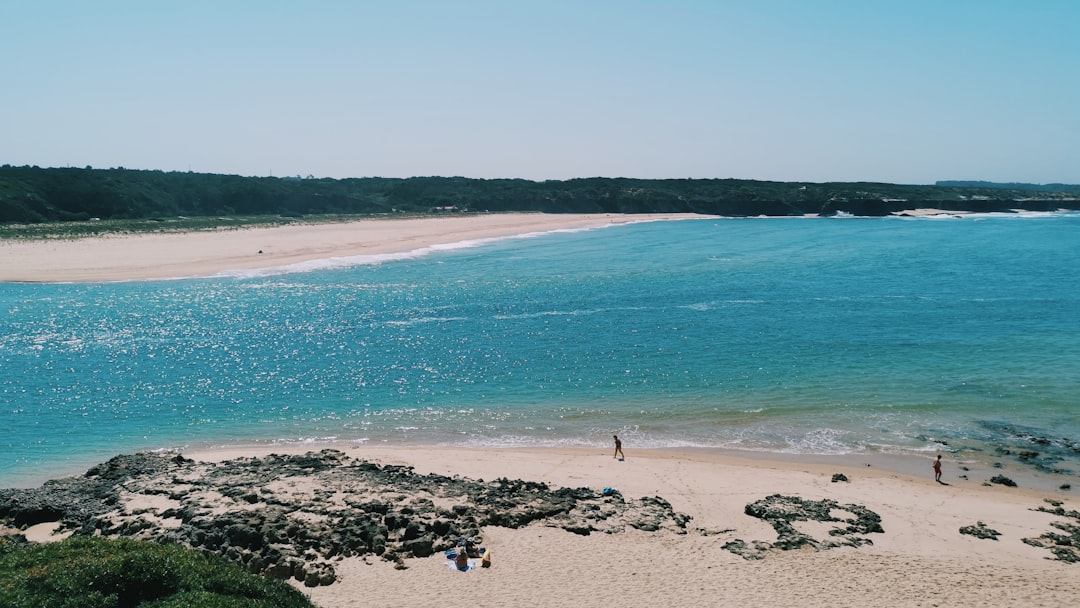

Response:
(0, 450), (691, 586)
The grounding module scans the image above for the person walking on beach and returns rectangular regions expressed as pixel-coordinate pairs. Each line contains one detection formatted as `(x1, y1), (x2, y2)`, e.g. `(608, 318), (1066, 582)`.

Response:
(932, 454), (943, 483)
(613, 435), (624, 460)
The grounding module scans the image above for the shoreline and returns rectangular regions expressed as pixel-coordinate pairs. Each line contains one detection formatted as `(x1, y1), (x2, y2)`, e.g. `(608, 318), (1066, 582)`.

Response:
(187, 442), (1071, 495)
(3, 432), (1073, 495)
(183, 440), (1074, 494)
(4, 209), (1062, 283)
(0, 212), (708, 283)
(3, 209), (1074, 496)
(4, 445), (1076, 607)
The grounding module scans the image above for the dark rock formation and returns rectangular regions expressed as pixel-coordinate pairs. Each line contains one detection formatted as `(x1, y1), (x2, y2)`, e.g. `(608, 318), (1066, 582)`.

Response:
(1024, 499), (1080, 563)
(721, 539), (771, 560)
(723, 494), (883, 559)
(959, 521), (1000, 540)
(0, 450), (692, 585)
(0, 533), (30, 550)
(978, 421), (1079, 476)
(831, 473), (849, 483)
(989, 475), (1018, 487)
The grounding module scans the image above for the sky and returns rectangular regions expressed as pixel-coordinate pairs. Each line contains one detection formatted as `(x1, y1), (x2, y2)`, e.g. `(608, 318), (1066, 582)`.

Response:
(3, 1), (1079, 184)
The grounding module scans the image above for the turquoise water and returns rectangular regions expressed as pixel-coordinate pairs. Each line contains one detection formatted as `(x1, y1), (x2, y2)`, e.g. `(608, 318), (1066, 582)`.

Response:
(2, 214), (1079, 487)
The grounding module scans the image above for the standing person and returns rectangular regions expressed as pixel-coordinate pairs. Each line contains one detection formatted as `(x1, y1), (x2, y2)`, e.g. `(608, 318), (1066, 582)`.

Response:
(932, 454), (943, 483)
(613, 435), (624, 460)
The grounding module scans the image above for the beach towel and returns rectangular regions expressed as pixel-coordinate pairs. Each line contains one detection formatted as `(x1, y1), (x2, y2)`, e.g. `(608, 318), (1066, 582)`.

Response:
(446, 557), (480, 572)
(445, 547), (491, 571)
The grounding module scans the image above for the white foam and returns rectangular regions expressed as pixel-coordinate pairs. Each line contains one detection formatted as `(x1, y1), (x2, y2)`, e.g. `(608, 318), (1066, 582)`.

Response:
(210, 225), (624, 280)
(893, 210), (1078, 221)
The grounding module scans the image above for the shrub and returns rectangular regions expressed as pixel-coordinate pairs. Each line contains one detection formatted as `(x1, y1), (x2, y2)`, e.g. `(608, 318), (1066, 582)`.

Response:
(0, 536), (314, 608)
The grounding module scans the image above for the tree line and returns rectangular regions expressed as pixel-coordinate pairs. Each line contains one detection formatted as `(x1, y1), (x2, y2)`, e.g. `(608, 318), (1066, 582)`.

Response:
(2, 165), (1078, 225)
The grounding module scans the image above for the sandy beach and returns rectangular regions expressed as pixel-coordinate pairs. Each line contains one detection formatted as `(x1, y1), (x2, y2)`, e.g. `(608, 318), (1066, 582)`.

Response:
(0, 213), (703, 283)
(7, 445), (1075, 608)
(172, 446), (1080, 607)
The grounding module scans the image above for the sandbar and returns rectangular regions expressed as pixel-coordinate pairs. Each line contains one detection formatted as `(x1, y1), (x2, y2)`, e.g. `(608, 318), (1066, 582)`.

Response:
(0, 213), (706, 283)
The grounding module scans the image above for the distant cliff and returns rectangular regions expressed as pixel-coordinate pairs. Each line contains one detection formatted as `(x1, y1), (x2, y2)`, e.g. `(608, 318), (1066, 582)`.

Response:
(2, 165), (1078, 224)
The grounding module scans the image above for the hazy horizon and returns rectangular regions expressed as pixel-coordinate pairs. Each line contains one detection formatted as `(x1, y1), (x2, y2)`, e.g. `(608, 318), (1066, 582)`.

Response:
(4, 1), (1078, 185)
(7, 164), (1080, 189)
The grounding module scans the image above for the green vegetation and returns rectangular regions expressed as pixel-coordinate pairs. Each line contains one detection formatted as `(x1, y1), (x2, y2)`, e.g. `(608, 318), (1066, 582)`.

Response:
(2, 165), (1078, 236)
(0, 214), (405, 240)
(936, 180), (1080, 192)
(0, 536), (315, 608)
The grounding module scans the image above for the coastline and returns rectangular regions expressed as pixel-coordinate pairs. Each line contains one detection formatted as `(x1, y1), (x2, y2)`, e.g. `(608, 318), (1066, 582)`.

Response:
(4, 209), (1076, 283)
(4, 433), (1072, 495)
(0, 212), (707, 283)
(186, 439), (1076, 495)
(5, 445), (1076, 608)
(4, 210), (1075, 495)
(3, 211), (1077, 605)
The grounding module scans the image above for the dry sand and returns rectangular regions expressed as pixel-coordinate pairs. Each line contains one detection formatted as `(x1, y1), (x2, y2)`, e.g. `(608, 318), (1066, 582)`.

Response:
(188, 445), (1077, 608)
(0, 213), (705, 283)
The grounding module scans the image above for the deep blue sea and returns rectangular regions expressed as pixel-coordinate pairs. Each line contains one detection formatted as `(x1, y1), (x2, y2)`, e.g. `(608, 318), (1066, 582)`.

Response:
(2, 213), (1079, 488)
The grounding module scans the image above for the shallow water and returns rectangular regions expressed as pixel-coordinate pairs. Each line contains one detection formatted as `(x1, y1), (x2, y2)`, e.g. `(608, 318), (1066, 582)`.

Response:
(2, 213), (1078, 488)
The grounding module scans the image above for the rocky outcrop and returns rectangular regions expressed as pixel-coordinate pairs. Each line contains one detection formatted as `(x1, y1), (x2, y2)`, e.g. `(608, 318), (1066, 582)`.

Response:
(1023, 499), (1080, 563)
(959, 521), (1001, 540)
(0, 453), (193, 530)
(978, 421), (1079, 476)
(723, 494), (883, 559)
(0, 450), (692, 586)
(989, 475), (1018, 487)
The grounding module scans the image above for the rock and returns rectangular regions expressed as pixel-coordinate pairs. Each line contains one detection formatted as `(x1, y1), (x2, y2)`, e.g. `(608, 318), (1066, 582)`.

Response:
(1025, 500), (1080, 563)
(0, 533), (29, 550)
(721, 539), (770, 560)
(831, 473), (849, 483)
(402, 521), (422, 541)
(430, 518), (452, 536)
(0, 449), (694, 586)
(264, 560), (292, 579)
(989, 475), (1017, 487)
(959, 521), (1000, 540)
(401, 533), (435, 557)
(726, 494), (884, 559)
(980, 421), (1079, 475)
(300, 563), (337, 587)
(226, 523), (263, 549)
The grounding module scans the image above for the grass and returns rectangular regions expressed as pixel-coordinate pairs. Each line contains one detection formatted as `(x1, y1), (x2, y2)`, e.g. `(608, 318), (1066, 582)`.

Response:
(0, 536), (315, 608)
(0, 212), (429, 241)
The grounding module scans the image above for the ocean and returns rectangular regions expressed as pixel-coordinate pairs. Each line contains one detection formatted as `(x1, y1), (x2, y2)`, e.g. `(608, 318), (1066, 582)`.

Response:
(2, 213), (1079, 488)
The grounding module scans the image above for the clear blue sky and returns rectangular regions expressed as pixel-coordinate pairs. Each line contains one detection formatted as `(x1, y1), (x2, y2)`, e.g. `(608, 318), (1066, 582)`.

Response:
(3, 1), (1078, 184)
